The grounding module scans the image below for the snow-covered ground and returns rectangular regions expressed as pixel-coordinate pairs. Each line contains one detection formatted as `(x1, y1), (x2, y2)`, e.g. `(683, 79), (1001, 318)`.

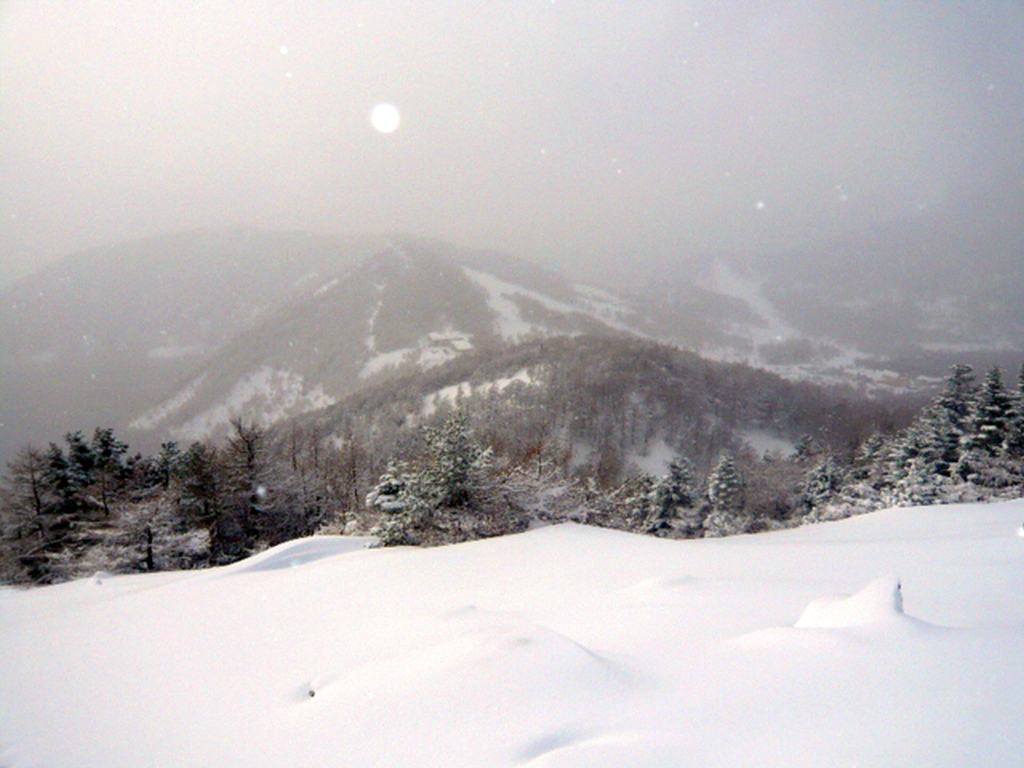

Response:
(360, 329), (475, 380)
(2, 500), (1023, 767)
(170, 366), (337, 441)
(128, 373), (207, 431)
(422, 368), (536, 417)
(130, 366), (337, 439)
(463, 267), (635, 341)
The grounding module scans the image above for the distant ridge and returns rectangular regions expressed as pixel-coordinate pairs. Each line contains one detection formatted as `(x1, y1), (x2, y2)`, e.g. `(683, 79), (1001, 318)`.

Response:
(4, 223), (1019, 464)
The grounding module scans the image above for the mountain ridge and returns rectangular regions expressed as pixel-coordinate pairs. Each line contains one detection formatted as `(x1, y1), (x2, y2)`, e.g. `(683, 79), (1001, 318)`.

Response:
(4, 223), (1019, 464)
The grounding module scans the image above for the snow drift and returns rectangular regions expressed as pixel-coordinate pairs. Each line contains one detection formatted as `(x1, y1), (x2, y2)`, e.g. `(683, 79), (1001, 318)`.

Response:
(2, 500), (1024, 767)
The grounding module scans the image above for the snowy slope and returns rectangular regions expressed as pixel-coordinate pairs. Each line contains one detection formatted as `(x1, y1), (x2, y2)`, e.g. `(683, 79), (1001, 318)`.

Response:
(123, 244), (642, 447)
(2, 500), (1023, 767)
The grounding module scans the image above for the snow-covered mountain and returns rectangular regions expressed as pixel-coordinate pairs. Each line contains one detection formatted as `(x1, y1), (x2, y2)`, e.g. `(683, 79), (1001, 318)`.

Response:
(3, 498), (1022, 767)
(123, 239), (643, 445)
(302, 334), (904, 480)
(2, 230), (626, 454)
(628, 182), (1024, 392)
(4, 224), (1018, 463)
(0, 228), (385, 459)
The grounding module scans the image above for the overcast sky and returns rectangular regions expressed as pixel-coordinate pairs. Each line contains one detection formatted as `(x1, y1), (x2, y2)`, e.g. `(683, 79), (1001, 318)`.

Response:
(2, 0), (1023, 285)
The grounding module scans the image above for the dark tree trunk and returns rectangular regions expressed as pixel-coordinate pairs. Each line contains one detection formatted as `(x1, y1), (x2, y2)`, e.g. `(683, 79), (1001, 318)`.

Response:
(145, 526), (155, 571)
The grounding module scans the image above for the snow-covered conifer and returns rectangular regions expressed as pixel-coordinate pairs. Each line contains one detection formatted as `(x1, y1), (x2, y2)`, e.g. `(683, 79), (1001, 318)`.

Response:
(889, 454), (944, 507)
(704, 453), (748, 537)
(420, 412), (492, 510)
(644, 457), (700, 536)
(368, 413), (516, 546)
(367, 461), (429, 547)
(1007, 362), (1024, 458)
(800, 455), (846, 521)
(937, 364), (976, 434)
(968, 367), (1014, 456)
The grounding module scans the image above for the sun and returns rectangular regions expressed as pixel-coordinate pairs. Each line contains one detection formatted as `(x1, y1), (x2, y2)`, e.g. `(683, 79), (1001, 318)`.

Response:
(370, 103), (401, 133)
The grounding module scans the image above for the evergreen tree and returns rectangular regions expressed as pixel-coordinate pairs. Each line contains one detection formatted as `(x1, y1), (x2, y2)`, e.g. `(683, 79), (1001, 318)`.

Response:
(45, 437), (85, 515)
(367, 413), (515, 546)
(704, 453), (748, 537)
(63, 431), (96, 490)
(153, 441), (183, 490)
(618, 473), (656, 533)
(1007, 362), (1024, 458)
(969, 367), (1014, 455)
(89, 427), (128, 517)
(848, 433), (887, 483)
(879, 411), (952, 505)
(935, 363), (977, 467)
(13, 429), (132, 582)
(937, 364), (976, 433)
(800, 455), (846, 520)
(890, 453), (944, 506)
(420, 411), (493, 510)
(791, 434), (819, 462)
(367, 461), (429, 546)
(644, 457), (700, 536)
(874, 365), (979, 499)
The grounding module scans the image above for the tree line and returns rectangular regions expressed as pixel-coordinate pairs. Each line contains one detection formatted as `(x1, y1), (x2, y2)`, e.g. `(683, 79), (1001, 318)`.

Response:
(2, 355), (1022, 586)
(356, 359), (1024, 546)
(0, 419), (355, 584)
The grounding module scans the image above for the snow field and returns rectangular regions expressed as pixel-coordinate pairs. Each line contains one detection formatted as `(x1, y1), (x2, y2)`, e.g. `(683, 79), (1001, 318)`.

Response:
(2, 500), (1024, 767)
(421, 368), (535, 417)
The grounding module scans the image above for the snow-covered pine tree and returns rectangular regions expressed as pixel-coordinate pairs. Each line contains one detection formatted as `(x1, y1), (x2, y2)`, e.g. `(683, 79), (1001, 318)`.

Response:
(420, 411), (493, 510)
(704, 453), (748, 537)
(368, 413), (514, 546)
(366, 461), (429, 547)
(890, 452), (944, 507)
(645, 457), (700, 536)
(791, 435), (819, 462)
(26, 432), (119, 581)
(935, 363), (977, 468)
(44, 436), (86, 516)
(90, 427), (128, 517)
(153, 441), (183, 490)
(952, 366), (1024, 492)
(800, 454), (846, 522)
(1007, 362), (1024, 459)
(879, 409), (954, 506)
(818, 434), (889, 519)
(871, 365), (984, 505)
(968, 367), (1014, 456)
(846, 433), (889, 489)
(937, 364), (976, 432)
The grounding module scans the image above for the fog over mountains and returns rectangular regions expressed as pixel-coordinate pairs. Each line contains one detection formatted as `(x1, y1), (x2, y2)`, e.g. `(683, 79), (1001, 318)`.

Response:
(4, 6), (1024, 761)
(2, 212), (1022, 466)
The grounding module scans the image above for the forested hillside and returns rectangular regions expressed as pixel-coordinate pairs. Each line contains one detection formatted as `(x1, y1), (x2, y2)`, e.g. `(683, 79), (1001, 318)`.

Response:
(6, 333), (1020, 586)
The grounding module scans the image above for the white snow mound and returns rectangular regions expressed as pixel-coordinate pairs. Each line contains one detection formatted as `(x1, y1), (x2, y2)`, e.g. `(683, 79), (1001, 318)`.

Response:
(794, 576), (905, 628)
(4, 501), (1024, 767)
(224, 535), (375, 574)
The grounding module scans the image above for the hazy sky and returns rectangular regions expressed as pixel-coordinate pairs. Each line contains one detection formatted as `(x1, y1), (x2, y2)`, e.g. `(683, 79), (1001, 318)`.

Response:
(2, 0), (1023, 284)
